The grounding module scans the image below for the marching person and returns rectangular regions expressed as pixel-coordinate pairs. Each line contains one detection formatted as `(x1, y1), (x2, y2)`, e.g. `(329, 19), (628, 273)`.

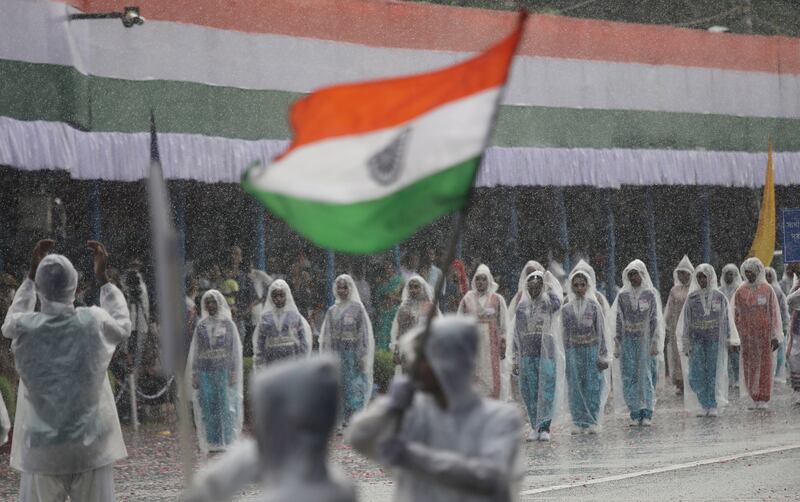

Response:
(187, 290), (244, 454)
(734, 258), (783, 409)
(676, 264), (739, 417)
(609, 260), (665, 426)
(719, 263), (743, 389)
(252, 279), (312, 370)
(458, 264), (508, 399)
(2, 240), (131, 501)
(664, 256), (694, 395)
(347, 316), (524, 501)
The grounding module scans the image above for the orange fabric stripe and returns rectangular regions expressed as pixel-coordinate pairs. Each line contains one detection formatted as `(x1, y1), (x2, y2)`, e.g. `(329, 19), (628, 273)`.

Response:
(277, 14), (523, 157)
(64, 0), (800, 74)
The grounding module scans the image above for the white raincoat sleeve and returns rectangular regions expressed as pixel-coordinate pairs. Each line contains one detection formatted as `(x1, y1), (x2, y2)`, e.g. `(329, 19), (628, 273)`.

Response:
(98, 282), (134, 345)
(1, 278), (37, 339)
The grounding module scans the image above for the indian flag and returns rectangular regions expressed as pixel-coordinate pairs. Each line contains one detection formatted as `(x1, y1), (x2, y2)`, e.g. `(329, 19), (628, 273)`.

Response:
(242, 14), (526, 254)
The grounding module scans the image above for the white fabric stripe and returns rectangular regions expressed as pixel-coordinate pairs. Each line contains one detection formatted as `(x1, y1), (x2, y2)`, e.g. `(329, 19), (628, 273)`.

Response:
(248, 89), (499, 204)
(2, 117), (799, 188)
(2, 0), (799, 119)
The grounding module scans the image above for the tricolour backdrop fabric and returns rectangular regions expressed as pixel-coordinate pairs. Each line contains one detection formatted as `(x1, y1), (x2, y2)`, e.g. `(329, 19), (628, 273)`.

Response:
(1, 0), (799, 186)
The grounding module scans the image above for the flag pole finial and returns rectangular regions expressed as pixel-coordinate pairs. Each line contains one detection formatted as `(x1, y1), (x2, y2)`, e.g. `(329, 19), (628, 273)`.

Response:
(150, 109), (160, 162)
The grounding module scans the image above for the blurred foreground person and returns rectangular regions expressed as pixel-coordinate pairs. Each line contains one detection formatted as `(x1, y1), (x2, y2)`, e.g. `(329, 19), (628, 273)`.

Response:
(719, 263), (743, 389)
(765, 267), (790, 382)
(348, 316), (523, 502)
(2, 240), (131, 501)
(253, 280), (311, 370)
(458, 265), (507, 398)
(558, 268), (610, 434)
(320, 274), (375, 427)
(734, 258), (783, 409)
(676, 265), (739, 417)
(664, 256), (694, 395)
(183, 356), (355, 502)
(187, 290), (243, 454)
(509, 272), (564, 441)
(787, 281), (800, 404)
(609, 260), (665, 426)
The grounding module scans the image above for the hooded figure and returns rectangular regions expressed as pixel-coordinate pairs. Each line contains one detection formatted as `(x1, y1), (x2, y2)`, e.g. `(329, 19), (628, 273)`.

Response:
(780, 267), (796, 296)
(558, 267), (611, 433)
(719, 263), (743, 388)
(508, 271), (564, 441)
(347, 316), (524, 502)
(765, 267), (790, 382)
(457, 265), (508, 399)
(187, 289), (244, 454)
(786, 279), (800, 402)
(608, 260), (665, 426)
(568, 260), (611, 314)
(664, 256), (694, 393)
(320, 274), (375, 425)
(676, 264), (740, 416)
(502, 261), (564, 402)
(734, 258), (783, 408)
(253, 279), (311, 370)
(2, 247), (131, 501)
(390, 275), (440, 371)
(183, 356), (356, 502)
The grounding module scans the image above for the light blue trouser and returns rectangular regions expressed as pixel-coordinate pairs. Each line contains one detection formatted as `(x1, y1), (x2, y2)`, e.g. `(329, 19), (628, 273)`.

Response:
(775, 339), (786, 378)
(565, 345), (604, 428)
(621, 336), (658, 420)
(198, 370), (235, 448)
(688, 338), (719, 410)
(520, 355), (556, 431)
(339, 350), (368, 422)
(728, 349), (740, 386)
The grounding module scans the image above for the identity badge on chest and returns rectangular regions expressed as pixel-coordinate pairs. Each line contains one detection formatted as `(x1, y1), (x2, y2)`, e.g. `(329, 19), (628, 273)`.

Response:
(756, 295), (767, 306)
(638, 298), (650, 311)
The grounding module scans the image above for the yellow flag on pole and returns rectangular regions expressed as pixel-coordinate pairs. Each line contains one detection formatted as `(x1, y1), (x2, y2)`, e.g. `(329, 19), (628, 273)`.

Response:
(748, 141), (776, 266)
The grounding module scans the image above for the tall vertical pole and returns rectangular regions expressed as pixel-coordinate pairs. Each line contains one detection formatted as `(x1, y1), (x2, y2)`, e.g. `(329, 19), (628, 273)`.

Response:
(556, 187), (571, 272)
(175, 181), (187, 284)
(646, 187), (660, 292)
(326, 250), (336, 307)
(702, 187), (712, 264)
(605, 190), (617, 299)
(255, 206), (267, 271)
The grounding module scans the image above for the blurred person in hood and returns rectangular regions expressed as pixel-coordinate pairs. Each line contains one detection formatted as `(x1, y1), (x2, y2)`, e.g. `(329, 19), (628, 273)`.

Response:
(664, 256), (694, 395)
(347, 316), (523, 502)
(719, 263), (743, 389)
(2, 240), (131, 501)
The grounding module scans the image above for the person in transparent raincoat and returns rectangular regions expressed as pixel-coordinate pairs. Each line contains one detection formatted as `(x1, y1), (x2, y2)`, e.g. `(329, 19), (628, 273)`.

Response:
(786, 279), (800, 404)
(676, 264), (740, 417)
(502, 261), (563, 402)
(558, 267), (611, 434)
(458, 264), (508, 399)
(390, 275), (440, 373)
(0, 391), (8, 446)
(252, 279), (311, 370)
(609, 260), (665, 426)
(2, 240), (131, 501)
(664, 256), (694, 395)
(347, 316), (524, 502)
(734, 258), (783, 409)
(508, 271), (565, 441)
(320, 274), (375, 426)
(183, 356), (356, 502)
(719, 263), (743, 389)
(570, 260), (611, 314)
(187, 289), (244, 454)
(765, 267), (790, 382)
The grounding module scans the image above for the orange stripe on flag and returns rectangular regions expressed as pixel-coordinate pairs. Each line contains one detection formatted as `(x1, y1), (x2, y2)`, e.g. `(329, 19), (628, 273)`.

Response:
(280, 13), (524, 158)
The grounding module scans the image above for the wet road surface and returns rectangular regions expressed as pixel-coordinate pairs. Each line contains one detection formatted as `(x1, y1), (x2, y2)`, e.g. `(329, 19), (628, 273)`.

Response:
(1, 385), (797, 500)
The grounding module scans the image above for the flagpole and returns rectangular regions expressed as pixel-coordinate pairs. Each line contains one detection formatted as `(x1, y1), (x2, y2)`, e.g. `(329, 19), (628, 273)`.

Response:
(422, 10), (528, 339)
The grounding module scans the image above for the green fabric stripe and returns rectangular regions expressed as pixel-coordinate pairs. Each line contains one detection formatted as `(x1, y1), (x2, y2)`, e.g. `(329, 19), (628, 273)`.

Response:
(242, 158), (478, 253)
(2, 58), (799, 151)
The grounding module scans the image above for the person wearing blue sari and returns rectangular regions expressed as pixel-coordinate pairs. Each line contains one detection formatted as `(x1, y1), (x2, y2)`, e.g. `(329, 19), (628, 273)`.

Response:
(320, 274), (375, 427)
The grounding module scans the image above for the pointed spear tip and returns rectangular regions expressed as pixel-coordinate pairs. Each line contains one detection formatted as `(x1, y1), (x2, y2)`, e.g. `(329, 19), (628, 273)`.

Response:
(150, 109), (160, 162)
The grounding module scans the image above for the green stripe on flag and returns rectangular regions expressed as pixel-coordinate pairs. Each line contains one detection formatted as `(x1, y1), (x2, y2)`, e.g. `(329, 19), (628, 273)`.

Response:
(3, 58), (800, 152)
(242, 158), (479, 253)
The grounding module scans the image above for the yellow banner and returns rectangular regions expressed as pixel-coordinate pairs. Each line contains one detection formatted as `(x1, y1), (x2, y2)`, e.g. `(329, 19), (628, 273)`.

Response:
(748, 141), (776, 266)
